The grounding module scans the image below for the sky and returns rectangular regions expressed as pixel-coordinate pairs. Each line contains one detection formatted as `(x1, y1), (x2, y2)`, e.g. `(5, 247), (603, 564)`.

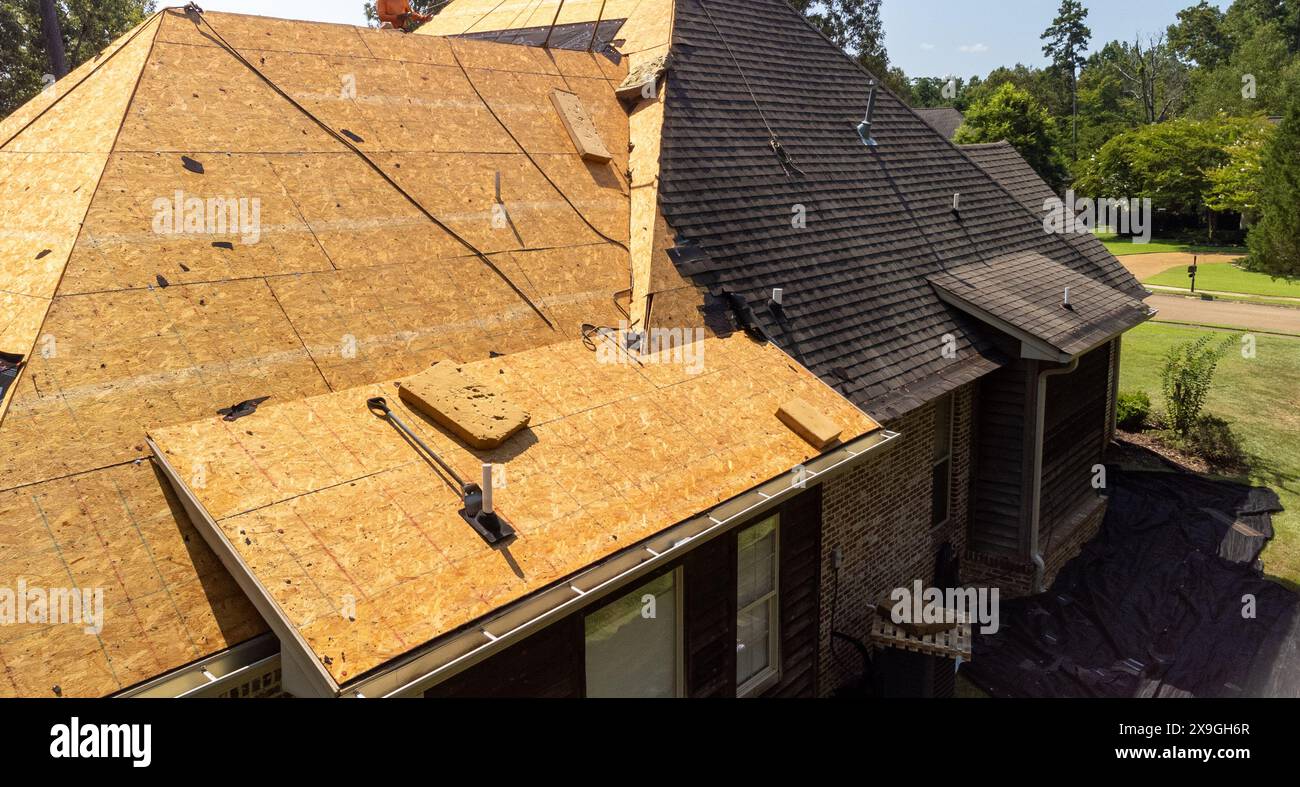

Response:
(197, 0), (1225, 77)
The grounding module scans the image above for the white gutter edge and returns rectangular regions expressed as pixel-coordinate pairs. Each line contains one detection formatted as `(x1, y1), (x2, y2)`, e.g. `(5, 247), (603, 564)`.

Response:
(148, 438), (341, 698)
(344, 427), (901, 698)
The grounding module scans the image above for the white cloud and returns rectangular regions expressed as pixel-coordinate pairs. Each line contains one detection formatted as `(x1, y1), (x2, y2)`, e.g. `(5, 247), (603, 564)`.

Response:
(958, 43), (990, 54)
(921, 43), (936, 51)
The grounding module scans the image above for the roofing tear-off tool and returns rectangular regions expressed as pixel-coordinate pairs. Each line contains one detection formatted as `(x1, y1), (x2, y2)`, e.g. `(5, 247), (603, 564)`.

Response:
(367, 397), (515, 548)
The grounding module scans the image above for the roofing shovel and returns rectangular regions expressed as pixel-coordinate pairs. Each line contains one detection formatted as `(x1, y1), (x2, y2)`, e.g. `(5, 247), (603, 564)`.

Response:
(367, 397), (515, 548)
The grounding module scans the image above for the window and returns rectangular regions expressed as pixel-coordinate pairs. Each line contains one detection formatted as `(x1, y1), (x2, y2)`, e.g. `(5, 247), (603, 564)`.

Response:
(584, 571), (681, 697)
(932, 394), (954, 527)
(736, 515), (780, 696)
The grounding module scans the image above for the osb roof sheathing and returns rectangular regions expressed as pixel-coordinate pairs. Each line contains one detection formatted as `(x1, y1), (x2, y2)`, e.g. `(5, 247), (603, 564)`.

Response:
(0, 8), (635, 696)
(422, 0), (674, 58)
(149, 333), (881, 686)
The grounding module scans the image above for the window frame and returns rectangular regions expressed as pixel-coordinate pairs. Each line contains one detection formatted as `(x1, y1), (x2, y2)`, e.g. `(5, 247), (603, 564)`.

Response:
(581, 567), (685, 698)
(931, 393), (955, 529)
(736, 515), (781, 698)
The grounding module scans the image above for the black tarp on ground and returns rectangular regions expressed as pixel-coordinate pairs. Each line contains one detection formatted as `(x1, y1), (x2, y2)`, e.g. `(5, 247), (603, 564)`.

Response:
(964, 468), (1300, 698)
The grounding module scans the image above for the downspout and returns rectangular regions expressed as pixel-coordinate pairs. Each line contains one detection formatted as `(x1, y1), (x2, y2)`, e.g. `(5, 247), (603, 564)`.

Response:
(1028, 357), (1080, 593)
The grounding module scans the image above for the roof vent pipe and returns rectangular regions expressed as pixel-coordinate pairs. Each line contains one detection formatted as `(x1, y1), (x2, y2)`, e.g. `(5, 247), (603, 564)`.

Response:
(856, 80), (879, 147)
(1063, 286), (1073, 310)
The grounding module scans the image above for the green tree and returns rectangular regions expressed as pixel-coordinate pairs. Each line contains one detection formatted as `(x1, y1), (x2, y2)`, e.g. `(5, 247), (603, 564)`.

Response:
(1246, 89), (1300, 277)
(1041, 0), (1092, 160)
(1111, 34), (1190, 124)
(1075, 116), (1264, 221)
(0, 0), (153, 119)
(1168, 1), (1230, 68)
(954, 83), (1070, 191)
(1187, 20), (1299, 117)
(1204, 118), (1273, 226)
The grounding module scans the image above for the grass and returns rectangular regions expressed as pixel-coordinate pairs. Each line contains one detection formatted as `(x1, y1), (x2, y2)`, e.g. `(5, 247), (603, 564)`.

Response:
(1144, 262), (1300, 299)
(1096, 234), (1246, 257)
(1120, 323), (1300, 588)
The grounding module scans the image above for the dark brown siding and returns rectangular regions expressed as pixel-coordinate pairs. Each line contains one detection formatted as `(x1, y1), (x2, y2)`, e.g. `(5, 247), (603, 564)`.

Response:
(1041, 343), (1111, 533)
(423, 616), (583, 698)
(764, 487), (822, 698)
(684, 534), (738, 697)
(426, 488), (826, 698)
(969, 357), (1036, 557)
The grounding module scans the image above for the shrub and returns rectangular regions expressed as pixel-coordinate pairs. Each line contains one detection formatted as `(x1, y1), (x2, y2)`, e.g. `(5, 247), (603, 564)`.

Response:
(1160, 333), (1238, 436)
(1116, 391), (1152, 432)
(1181, 415), (1248, 470)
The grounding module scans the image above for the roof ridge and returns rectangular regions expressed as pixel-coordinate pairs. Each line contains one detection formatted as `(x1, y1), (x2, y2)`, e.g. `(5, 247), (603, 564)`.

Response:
(187, 8), (558, 330)
(0, 12), (165, 431)
(0, 10), (163, 151)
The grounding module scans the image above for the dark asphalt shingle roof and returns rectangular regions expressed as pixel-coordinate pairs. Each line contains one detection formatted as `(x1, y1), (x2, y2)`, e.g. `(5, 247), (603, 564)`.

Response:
(962, 140), (1145, 294)
(657, 0), (1145, 420)
(915, 107), (965, 140)
(929, 251), (1152, 357)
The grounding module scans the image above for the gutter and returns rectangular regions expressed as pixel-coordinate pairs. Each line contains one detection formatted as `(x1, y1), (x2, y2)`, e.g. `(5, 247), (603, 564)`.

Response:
(343, 427), (899, 698)
(1027, 357), (1080, 592)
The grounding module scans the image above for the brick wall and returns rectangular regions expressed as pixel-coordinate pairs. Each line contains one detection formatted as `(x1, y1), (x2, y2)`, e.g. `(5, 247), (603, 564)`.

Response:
(817, 385), (974, 695)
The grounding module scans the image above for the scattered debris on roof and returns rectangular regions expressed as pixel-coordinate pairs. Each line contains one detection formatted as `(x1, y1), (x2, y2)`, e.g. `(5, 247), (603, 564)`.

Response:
(777, 397), (842, 450)
(551, 89), (614, 163)
(148, 333), (882, 689)
(398, 362), (530, 450)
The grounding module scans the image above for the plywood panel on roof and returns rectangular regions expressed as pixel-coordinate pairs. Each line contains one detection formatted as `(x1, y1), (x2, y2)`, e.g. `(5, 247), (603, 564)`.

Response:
(265, 250), (573, 391)
(463, 68), (575, 155)
(449, 37), (560, 75)
(116, 41), (337, 154)
(0, 153), (106, 300)
(150, 334), (879, 685)
(528, 154), (627, 241)
(5, 17), (159, 155)
(372, 151), (604, 252)
(0, 16), (151, 144)
(423, 0), (644, 36)
(0, 279), (330, 488)
(264, 152), (470, 268)
(618, 0), (672, 56)
(60, 152), (338, 294)
(155, 9), (370, 58)
(0, 461), (266, 698)
(355, 26), (456, 65)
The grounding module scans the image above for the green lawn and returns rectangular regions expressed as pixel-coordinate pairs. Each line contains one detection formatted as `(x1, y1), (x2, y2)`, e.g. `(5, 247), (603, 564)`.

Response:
(1120, 323), (1300, 588)
(1144, 262), (1300, 299)
(1097, 234), (1246, 257)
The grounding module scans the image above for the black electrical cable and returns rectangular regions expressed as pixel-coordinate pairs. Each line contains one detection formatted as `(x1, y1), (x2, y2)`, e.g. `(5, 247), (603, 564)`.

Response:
(446, 44), (631, 253)
(188, 8), (556, 331)
(696, 0), (804, 178)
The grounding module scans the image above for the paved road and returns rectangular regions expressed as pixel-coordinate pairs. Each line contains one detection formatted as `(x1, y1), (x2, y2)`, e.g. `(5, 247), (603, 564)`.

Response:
(1147, 294), (1300, 335)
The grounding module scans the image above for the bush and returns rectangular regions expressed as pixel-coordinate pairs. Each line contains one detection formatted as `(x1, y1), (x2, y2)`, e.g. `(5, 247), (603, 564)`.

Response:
(1160, 333), (1238, 436)
(1116, 391), (1152, 432)
(1180, 415), (1248, 470)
